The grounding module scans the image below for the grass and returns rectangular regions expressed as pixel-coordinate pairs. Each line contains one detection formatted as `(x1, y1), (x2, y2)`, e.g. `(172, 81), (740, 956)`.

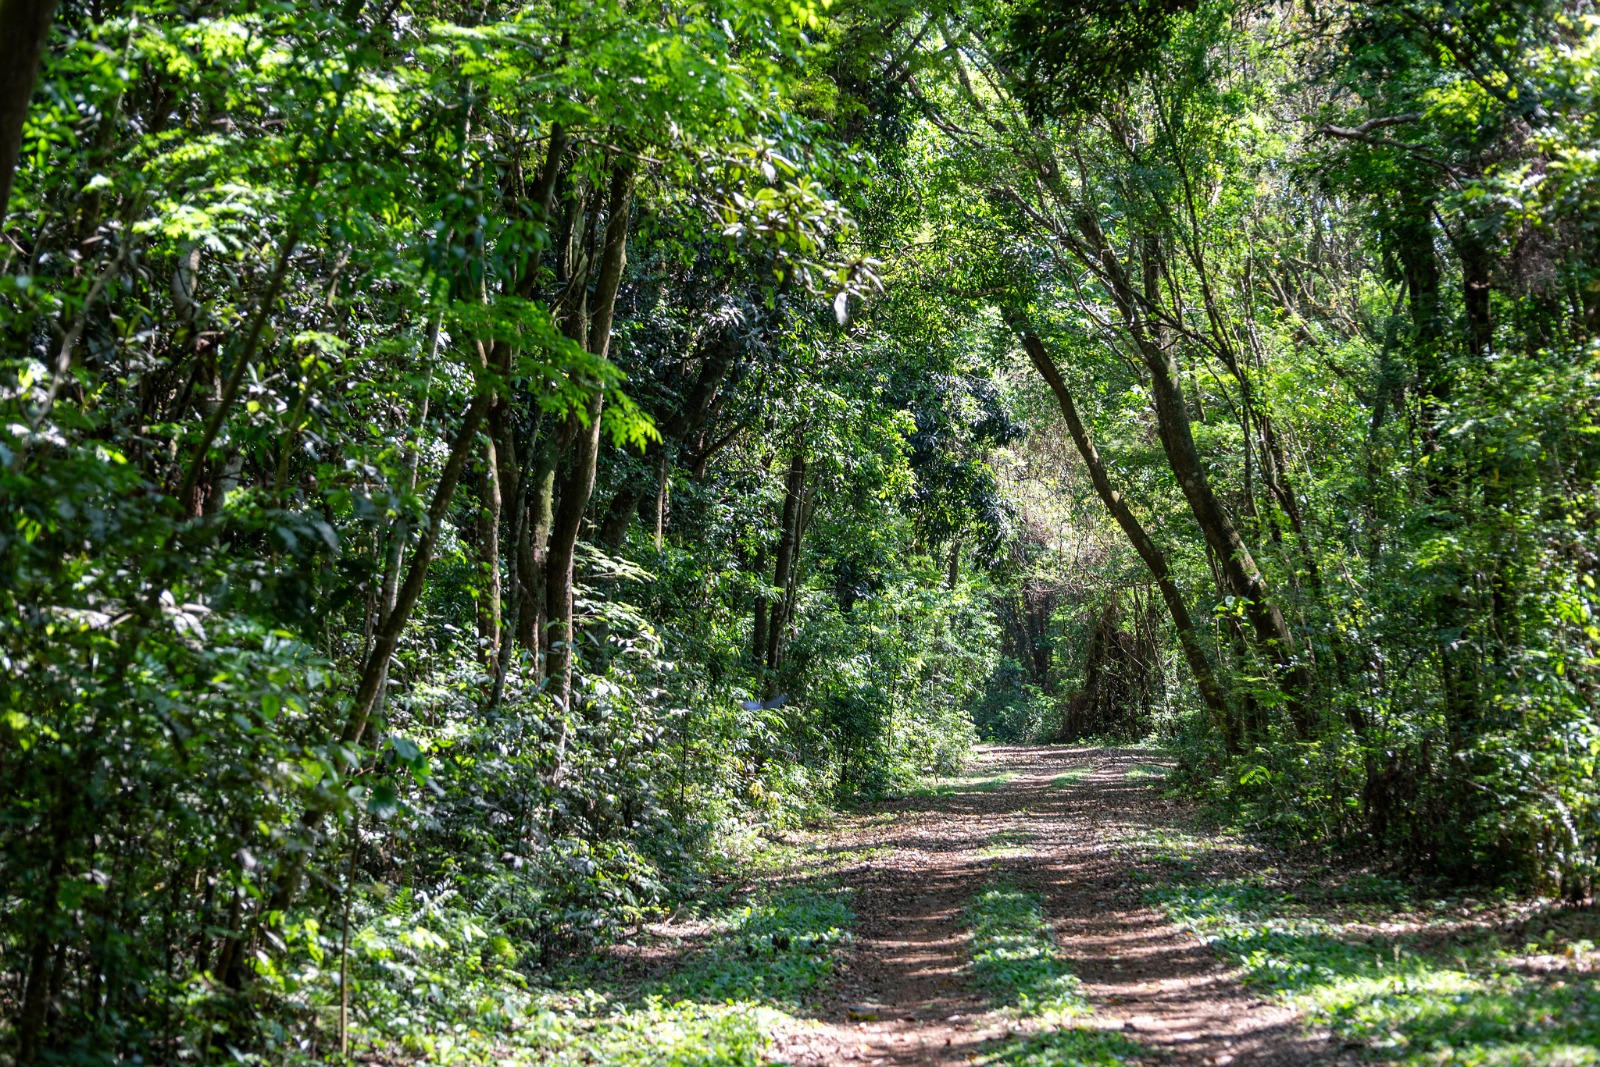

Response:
(912, 770), (1019, 797)
(979, 830), (1033, 859)
(965, 883), (1142, 1065)
(974, 1027), (1146, 1066)
(966, 884), (1088, 1018)
(1122, 764), (1168, 781)
(517, 998), (786, 1067)
(1051, 768), (1090, 788)
(649, 883), (853, 1007)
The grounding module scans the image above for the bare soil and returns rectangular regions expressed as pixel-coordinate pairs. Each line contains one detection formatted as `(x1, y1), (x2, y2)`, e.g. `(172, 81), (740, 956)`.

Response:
(768, 745), (1329, 1067)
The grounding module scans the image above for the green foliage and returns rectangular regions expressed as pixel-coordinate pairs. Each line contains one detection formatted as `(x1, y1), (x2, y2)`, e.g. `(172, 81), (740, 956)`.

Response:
(9, 0), (1600, 1056)
(973, 670), (1058, 743)
(976, 1027), (1146, 1067)
(912, 771), (1019, 797)
(0, 0), (922, 1059)
(242, 865), (851, 1064)
(1003, 0), (1201, 117)
(893, 0), (1600, 891)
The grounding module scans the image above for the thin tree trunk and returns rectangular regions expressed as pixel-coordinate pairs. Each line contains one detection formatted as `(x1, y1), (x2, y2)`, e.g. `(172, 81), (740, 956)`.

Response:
(545, 390), (603, 702)
(342, 370), (493, 746)
(490, 409), (536, 712)
(1460, 233), (1492, 358)
(598, 478), (648, 549)
(500, 123), (568, 653)
(1143, 337), (1313, 734)
(764, 453), (806, 672)
(751, 545), (769, 665)
(261, 358), (493, 921)
(1461, 230), (1514, 661)
(653, 450), (670, 549)
(177, 228), (300, 505)
(597, 327), (739, 548)
(1399, 209), (1478, 737)
(17, 798), (69, 1062)
(522, 432), (557, 658)
(475, 434), (502, 667)
(771, 486), (814, 678)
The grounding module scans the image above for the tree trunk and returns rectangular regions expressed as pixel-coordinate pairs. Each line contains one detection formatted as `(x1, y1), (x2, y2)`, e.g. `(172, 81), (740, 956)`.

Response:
(522, 431), (558, 659)
(1026, 590), (1050, 684)
(1143, 337), (1313, 735)
(653, 449), (670, 549)
(497, 123), (569, 659)
(0, 0), (58, 222)
(342, 376), (494, 746)
(751, 545), (769, 666)
(476, 433), (502, 666)
(17, 796), (68, 1062)
(1398, 209), (1478, 739)
(545, 394), (602, 703)
(597, 328), (739, 549)
(764, 452), (806, 672)
(599, 474), (649, 549)
(771, 485), (814, 677)
(1009, 311), (1239, 752)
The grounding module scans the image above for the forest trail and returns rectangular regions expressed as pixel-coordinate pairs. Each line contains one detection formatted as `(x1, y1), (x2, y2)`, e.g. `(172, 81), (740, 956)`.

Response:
(770, 746), (1326, 1067)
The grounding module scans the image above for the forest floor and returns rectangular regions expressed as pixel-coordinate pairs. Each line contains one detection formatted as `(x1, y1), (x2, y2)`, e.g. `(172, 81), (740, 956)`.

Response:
(489, 744), (1599, 1067)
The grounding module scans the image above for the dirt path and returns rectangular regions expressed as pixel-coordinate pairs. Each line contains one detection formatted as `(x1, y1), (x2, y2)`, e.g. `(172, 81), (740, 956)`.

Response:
(770, 746), (1329, 1067)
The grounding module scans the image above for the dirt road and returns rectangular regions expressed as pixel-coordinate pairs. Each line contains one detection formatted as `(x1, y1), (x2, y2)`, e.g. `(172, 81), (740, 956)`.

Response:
(770, 746), (1328, 1067)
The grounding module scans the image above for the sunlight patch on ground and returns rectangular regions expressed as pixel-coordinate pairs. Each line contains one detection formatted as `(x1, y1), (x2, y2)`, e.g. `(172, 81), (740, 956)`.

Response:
(964, 882), (1145, 1064)
(1150, 878), (1600, 1065)
(973, 1026), (1146, 1067)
